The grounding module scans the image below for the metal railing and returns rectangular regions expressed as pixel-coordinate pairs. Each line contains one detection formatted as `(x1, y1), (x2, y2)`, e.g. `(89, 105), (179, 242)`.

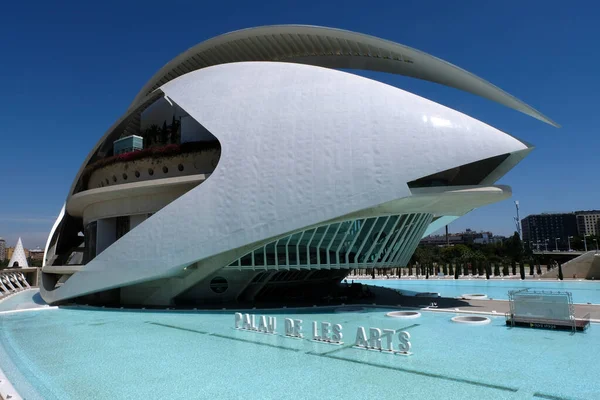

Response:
(0, 270), (30, 297)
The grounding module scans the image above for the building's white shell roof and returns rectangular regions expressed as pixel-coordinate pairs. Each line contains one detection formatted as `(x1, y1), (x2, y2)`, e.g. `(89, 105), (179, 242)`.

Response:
(130, 25), (558, 127)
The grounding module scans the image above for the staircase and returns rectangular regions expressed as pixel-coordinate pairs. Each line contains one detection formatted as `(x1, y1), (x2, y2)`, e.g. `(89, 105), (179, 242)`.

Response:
(541, 251), (600, 280)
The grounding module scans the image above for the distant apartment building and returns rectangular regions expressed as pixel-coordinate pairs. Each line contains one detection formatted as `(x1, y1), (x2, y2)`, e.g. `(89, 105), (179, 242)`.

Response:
(576, 211), (600, 236)
(5, 247), (30, 261)
(0, 237), (5, 261)
(521, 213), (578, 249)
(28, 248), (45, 261)
(420, 229), (503, 246)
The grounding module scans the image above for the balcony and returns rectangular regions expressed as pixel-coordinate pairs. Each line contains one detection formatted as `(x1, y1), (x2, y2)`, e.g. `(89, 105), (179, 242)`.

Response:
(82, 141), (220, 191)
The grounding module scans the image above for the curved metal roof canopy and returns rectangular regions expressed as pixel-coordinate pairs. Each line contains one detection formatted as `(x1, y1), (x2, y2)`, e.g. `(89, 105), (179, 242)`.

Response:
(130, 25), (558, 127)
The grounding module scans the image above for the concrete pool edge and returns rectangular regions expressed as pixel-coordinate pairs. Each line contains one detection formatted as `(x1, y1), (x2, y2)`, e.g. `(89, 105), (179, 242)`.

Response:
(0, 370), (22, 400)
(0, 347), (23, 400)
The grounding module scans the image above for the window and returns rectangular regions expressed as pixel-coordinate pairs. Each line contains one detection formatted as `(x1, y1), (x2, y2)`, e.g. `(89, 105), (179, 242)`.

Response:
(116, 216), (130, 239)
(84, 221), (97, 264)
(408, 153), (510, 188)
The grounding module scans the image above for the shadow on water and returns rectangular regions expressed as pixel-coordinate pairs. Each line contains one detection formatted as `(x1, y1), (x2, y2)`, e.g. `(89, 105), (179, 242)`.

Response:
(31, 292), (47, 306)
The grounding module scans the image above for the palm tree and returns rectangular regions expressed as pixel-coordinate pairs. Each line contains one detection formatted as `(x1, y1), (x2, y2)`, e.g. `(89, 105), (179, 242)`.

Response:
(501, 257), (510, 276)
(529, 260), (534, 276)
(460, 250), (473, 276)
(558, 262), (564, 280)
(519, 262), (526, 280)
(144, 124), (161, 148)
(472, 250), (485, 276)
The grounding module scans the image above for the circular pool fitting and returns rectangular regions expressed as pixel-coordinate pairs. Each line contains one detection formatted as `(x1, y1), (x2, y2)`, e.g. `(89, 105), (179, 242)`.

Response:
(461, 294), (488, 300)
(451, 315), (491, 325)
(386, 311), (421, 319)
(334, 306), (366, 313)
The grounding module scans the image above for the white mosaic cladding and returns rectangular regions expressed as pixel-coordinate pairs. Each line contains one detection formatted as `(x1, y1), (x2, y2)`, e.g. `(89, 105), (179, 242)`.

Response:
(42, 62), (527, 303)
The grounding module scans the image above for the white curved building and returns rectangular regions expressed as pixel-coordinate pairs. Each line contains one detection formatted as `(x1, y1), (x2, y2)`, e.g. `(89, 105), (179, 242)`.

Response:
(41, 25), (556, 306)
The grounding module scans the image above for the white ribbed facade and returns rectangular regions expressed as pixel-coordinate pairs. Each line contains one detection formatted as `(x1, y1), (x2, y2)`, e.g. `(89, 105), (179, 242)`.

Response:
(41, 25), (556, 307)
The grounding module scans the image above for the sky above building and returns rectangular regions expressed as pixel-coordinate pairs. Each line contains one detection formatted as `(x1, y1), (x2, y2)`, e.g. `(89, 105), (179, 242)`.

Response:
(0, 0), (597, 248)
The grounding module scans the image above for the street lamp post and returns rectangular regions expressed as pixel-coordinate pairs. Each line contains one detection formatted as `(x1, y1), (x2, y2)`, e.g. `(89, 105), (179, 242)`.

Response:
(545, 239), (549, 252)
(555, 237), (560, 252)
(584, 235), (589, 252)
(568, 236), (573, 252)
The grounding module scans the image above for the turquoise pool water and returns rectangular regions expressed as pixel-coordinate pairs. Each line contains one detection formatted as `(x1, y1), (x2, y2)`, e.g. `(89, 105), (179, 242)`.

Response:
(0, 289), (47, 311)
(0, 290), (598, 399)
(356, 279), (600, 304)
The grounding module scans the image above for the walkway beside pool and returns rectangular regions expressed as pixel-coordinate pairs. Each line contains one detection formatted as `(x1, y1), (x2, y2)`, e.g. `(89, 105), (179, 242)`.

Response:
(423, 298), (600, 321)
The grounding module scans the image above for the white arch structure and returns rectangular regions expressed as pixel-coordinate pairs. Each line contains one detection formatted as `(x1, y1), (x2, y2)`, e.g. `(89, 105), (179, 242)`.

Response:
(41, 25), (557, 306)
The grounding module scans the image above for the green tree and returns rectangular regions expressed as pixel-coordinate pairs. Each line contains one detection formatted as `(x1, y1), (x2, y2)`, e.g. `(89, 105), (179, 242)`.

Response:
(519, 263), (525, 280)
(493, 262), (500, 276)
(505, 232), (523, 272)
(501, 257), (510, 276)
(454, 262), (459, 279)
(160, 120), (169, 144)
(472, 250), (485, 276)
(170, 115), (180, 144)
(558, 262), (564, 280)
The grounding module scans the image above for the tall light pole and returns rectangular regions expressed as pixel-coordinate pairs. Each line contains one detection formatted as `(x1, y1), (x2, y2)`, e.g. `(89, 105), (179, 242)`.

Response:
(545, 239), (549, 252)
(555, 237), (560, 252)
(514, 201), (522, 239)
(568, 236), (573, 252)
(584, 235), (589, 252)
(595, 239), (598, 253)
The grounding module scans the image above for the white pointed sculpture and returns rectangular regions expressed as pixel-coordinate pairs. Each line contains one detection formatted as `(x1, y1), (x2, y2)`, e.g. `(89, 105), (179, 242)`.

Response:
(8, 237), (28, 268)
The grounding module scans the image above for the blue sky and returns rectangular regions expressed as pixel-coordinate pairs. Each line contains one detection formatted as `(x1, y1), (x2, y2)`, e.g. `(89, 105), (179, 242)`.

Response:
(0, 0), (597, 248)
